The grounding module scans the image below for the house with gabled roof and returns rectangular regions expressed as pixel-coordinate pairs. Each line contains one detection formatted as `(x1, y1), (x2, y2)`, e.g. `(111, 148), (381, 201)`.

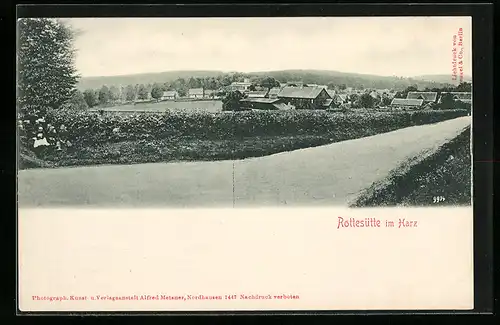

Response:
(239, 97), (290, 110)
(267, 87), (281, 99)
(334, 94), (349, 106)
(229, 80), (253, 92)
(390, 98), (424, 108)
(406, 91), (438, 103)
(247, 90), (269, 99)
(438, 92), (472, 104)
(277, 86), (331, 109)
(203, 89), (220, 99)
(188, 88), (204, 99)
(161, 90), (179, 101)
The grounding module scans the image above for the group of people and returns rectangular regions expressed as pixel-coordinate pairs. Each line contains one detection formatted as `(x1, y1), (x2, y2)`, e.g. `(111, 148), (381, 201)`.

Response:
(18, 117), (72, 156)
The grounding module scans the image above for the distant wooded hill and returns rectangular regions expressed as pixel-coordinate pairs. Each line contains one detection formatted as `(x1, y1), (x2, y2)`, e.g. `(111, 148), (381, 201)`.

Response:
(77, 69), (471, 91)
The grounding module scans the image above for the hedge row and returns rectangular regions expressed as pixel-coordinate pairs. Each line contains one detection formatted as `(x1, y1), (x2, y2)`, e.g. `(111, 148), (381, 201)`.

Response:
(42, 109), (469, 147)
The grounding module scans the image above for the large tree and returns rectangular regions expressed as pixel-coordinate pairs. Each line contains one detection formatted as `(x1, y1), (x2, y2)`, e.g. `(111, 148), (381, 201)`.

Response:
(17, 18), (79, 116)
(455, 82), (472, 92)
(137, 84), (149, 100)
(358, 93), (375, 108)
(83, 89), (98, 108)
(124, 85), (137, 101)
(98, 85), (111, 105)
(222, 91), (246, 111)
(61, 89), (88, 110)
(259, 76), (280, 89)
(151, 83), (165, 101)
(439, 93), (456, 110)
(109, 85), (121, 102)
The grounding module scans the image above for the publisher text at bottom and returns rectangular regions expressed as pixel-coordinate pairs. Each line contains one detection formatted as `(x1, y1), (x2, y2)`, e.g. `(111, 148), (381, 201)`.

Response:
(31, 294), (301, 302)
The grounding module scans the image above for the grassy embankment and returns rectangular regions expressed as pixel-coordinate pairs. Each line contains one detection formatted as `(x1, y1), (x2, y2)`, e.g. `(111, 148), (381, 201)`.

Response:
(351, 126), (471, 207)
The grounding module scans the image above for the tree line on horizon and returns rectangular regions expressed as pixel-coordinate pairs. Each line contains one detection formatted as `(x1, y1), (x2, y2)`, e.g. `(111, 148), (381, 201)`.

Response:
(17, 18), (473, 116)
(78, 75), (283, 108)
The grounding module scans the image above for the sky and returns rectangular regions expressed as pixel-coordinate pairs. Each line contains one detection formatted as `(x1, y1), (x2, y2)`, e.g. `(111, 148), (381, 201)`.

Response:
(64, 17), (472, 78)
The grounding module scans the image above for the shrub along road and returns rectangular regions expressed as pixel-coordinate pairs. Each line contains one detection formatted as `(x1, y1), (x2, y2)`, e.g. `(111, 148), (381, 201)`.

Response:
(18, 116), (471, 208)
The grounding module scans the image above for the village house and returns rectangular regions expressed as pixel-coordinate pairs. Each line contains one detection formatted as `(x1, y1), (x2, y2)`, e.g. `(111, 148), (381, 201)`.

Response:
(267, 87), (281, 99)
(382, 90), (396, 99)
(277, 86), (332, 109)
(247, 89), (269, 99)
(203, 89), (220, 99)
(390, 98), (424, 109)
(325, 89), (350, 107)
(334, 94), (349, 106)
(188, 88), (204, 99)
(438, 92), (472, 104)
(229, 78), (253, 92)
(322, 98), (334, 109)
(406, 91), (438, 103)
(160, 90), (179, 101)
(239, 97), (291, 110)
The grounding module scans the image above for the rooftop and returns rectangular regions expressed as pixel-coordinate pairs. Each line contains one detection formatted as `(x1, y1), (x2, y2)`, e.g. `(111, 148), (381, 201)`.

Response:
(391, 98), (424, 106)
(406, 91), (438, 102)
(240, 98), (281, 104)
(278, 86), (328, 99)
(188, 88), (204, 95)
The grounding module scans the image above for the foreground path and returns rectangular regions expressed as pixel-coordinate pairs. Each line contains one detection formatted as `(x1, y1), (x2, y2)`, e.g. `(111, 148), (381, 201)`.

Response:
(18, 117), (471, 207)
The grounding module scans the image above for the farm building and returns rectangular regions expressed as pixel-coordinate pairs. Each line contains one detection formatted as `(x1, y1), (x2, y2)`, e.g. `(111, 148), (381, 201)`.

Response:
(438, 92), (472, 104)
(247, 90), (269, 98)
(277, 86), (332, 109)
(239, 98), (291, 110)
(203, 89), (220, 99)
(161, 90), (179, 100)
(322, 98), (334, 109)
(390, 98), (424, 108)
(267, 87), (281, 99)
(229, 79), (253, 92)
(333, 94), (349, 106)
(406, 91), (438, 103)
(188, 88), (204, 99)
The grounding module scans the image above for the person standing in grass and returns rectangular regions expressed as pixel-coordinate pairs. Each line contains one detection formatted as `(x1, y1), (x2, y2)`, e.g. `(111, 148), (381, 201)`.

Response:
(58, 124), (71, 148)
(46, 124), (57, 146)
(32, 132), (50, 156)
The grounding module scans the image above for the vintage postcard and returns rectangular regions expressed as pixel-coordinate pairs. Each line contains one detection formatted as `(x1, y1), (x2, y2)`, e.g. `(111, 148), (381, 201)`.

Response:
(17, 16), (474, 312)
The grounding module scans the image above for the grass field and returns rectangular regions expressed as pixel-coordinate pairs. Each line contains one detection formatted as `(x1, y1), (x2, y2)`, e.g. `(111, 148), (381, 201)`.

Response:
(100, 100), (223, 113)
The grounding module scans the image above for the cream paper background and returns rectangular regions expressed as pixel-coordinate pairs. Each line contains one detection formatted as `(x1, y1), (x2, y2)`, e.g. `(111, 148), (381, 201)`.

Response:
(18, 207), (473, 312)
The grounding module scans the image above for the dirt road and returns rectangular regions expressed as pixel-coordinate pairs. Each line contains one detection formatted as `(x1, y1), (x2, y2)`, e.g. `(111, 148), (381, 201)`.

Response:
(17, 116), (471, 207)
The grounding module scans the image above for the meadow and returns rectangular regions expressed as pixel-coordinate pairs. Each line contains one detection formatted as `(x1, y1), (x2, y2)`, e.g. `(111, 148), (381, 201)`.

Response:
(97, 100), (223, 113)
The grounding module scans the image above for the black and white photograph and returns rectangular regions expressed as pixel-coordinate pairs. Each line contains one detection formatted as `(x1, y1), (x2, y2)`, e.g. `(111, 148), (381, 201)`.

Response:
(17, 16), (473, 208)
(17, 13), (481, 313)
